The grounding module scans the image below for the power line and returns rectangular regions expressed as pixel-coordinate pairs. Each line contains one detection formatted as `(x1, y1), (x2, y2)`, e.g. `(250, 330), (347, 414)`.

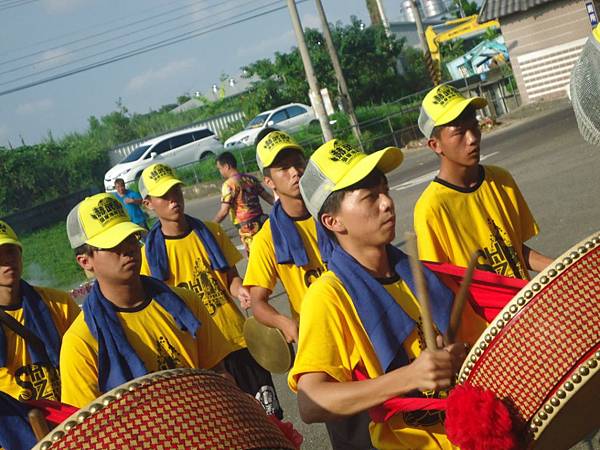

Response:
(0, 0), (275, 84)
(0, 1), (305, 97)
(0, 0), (239, 65)
(0, 0), (38, 11)
(0, 0), (246, 74)
(0, 0), (183, 57)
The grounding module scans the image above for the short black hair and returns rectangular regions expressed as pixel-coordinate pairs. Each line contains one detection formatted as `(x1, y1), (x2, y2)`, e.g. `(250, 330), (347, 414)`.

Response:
(318, 168), (386, 239)
(74, 243), (98, 257)
(216, 151), (237, 169)
(114, 178), (125, 186)
(254, 127), (279, 146)
(262, 148), (305, 179)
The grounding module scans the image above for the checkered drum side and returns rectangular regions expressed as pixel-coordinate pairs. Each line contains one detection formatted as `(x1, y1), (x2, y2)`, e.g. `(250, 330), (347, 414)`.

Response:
(466, 247), (600, 423)
(49, 370), (294, 449)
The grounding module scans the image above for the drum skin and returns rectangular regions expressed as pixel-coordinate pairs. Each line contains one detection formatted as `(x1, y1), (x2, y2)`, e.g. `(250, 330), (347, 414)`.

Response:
(458, 232), (600, 449)
(32, 368), (295, 450)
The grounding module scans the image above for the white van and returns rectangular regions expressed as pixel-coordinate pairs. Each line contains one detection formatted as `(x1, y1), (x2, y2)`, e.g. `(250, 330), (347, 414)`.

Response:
(104, 126), (223, 192)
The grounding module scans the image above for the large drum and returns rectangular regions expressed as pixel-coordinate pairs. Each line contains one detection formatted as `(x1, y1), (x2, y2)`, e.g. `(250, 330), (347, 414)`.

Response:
(33, 368), (295, 449)
(457, 231), (600, 449)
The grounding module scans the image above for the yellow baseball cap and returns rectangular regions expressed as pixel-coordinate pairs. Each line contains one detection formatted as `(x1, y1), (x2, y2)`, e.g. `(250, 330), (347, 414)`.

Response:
(139, 163), (183, 198)
(0, 221), (22, 248)
(300, 140), (403, 218)
(418, 84), (487, 138)
(66, 193), (145, 249)
(256, 130), (304, 171)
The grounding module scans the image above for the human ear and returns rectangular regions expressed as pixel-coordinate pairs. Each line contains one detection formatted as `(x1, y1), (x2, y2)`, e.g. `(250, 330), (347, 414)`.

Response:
(427, 138), (444, 157)
(263, 177), (276, 191)
(75, 253), (94, 272)
(321, 213), (345, 234)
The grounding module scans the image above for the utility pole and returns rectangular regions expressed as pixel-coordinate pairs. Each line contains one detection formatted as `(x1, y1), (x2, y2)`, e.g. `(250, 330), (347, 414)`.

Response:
(314, 0), (363, 149)
(410, 0), (441, 84)
(374, 0), (392, 38)
(286, 0), (334, 141)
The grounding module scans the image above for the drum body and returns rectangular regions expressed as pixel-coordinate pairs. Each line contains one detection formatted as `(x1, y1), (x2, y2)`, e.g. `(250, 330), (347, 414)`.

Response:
(458, 232), (600, 449)
(33, 368), (294, 449)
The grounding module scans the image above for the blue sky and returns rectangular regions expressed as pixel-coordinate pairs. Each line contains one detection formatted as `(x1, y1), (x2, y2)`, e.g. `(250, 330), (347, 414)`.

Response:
(0, 0), (407, 147)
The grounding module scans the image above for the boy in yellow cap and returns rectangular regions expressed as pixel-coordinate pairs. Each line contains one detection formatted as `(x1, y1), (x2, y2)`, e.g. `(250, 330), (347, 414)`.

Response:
(138, 164), (282, 418)
(0, 221), (79, 402)
(243, 130), (330, 343)
(60, 193), (235, 407)
(414, 84), (552, 279)
(244, 131), (377, 450)
(290, 140), (485, 449)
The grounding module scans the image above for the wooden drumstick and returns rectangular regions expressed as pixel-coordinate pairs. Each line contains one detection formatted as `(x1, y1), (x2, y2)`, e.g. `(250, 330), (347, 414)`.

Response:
(445, 251), (479, 345)
(405, 232), (437, 350)
(28, 408), (50, 440)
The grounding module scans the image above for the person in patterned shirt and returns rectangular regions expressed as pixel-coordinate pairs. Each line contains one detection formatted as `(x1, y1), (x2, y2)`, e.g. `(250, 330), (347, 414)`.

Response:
(213, 152), (274, 254)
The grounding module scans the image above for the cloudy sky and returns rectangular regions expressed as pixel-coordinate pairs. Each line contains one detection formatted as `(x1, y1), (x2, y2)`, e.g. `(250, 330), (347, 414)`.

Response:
(0, 0), (408, 147)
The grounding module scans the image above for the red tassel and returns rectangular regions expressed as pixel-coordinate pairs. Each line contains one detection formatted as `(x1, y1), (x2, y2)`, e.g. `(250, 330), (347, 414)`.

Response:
(445, 384), (518, 450)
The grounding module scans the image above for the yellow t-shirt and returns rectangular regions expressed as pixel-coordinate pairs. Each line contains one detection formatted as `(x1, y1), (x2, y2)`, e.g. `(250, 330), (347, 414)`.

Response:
(0, 286), (80, 401)
(288, 271), (487, 450)
(414, 165), (539, 280)
(140, 222), (246, 348)
(60, 286), (235, 408)
(243, 216), (325, 319)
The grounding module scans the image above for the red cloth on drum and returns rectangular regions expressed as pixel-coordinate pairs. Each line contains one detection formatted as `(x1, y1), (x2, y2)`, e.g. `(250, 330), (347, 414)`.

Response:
(423, 262), (527, 322)
(25, 399), (78, 426)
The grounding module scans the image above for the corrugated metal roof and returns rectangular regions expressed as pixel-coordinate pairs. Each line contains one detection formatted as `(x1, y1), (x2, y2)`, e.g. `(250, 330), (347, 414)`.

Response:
(478, 0), (558, 22)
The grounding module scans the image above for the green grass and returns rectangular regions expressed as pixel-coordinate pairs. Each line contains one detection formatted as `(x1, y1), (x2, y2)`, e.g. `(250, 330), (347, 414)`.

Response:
(20, 221), (86, 290)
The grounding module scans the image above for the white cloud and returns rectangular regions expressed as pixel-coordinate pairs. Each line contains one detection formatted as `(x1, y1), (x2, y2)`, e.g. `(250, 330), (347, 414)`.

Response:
(41, 0), (86, 14)
(36, 48), (72, 71)
(301, 12), (321, 29)
(126, 58), (197, 92)
(16, 98), (54, 116)
(235, 12), (322, 59)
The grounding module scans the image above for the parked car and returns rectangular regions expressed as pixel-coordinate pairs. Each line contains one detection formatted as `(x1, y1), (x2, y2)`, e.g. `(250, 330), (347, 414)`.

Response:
(224, 103), (316, 149)
(104, 126), (222, 192)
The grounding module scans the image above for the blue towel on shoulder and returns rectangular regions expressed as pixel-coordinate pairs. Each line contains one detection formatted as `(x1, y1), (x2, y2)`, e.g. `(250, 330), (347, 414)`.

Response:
(82, 276), (201, 393)
(144, 214), (229, 280)
(269, 200), (333, 266)
(328, 245), (453, 372)
(0, 280), (61, 368)
(0, 392), (37, 450)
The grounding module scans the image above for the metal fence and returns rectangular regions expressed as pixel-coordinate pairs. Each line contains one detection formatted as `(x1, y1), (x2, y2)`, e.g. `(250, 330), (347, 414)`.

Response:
(174, 74), (521, 185)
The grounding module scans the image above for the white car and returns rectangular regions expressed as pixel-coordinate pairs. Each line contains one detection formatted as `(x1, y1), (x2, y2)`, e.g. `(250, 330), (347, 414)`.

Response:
(224, 103), (316, 149)
(104, 126), (222, 192)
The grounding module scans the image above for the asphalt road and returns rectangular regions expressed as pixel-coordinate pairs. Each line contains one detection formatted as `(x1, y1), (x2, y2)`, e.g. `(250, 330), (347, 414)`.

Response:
(186, 100), (600, 450)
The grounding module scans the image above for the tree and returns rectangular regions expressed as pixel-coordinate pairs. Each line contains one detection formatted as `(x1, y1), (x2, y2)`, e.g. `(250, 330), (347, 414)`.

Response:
(242, 17), (409, 113)
(177, 94), (191, 105)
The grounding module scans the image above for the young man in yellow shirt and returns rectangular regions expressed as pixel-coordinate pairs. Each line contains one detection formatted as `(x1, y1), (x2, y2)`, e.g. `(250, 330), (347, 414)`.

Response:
(414, 85), (552, 279)
(60, 193), (235, 408)
(0, 221), (79, 402)
(244, 131), (377, 450)
(291, 140), (487, 449)
(138, 164), (282, 418)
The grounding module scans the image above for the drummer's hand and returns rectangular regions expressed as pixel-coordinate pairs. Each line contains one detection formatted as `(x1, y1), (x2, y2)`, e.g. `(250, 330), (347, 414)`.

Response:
(443, 341), (468, 373)
(280, 317), (299, 343)
(407, 349), (455, 392)
(237, 286), (251, 310)
(437, 335), (468, 372)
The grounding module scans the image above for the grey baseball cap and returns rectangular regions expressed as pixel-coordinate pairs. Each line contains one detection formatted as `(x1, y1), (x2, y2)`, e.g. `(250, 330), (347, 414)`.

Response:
(571, 28), (600, 146)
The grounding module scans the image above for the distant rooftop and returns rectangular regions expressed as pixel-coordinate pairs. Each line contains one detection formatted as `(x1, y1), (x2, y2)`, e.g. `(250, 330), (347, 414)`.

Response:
(170, 73), (260, 114)
(479, 0), (559, 22)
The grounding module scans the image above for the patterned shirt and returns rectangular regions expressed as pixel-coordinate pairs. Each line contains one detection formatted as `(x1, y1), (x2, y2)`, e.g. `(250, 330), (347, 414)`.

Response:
(220, 174), (265, 225)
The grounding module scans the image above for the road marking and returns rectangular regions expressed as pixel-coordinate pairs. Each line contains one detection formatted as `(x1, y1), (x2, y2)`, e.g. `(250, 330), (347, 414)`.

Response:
(391, 151), (499, 191)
